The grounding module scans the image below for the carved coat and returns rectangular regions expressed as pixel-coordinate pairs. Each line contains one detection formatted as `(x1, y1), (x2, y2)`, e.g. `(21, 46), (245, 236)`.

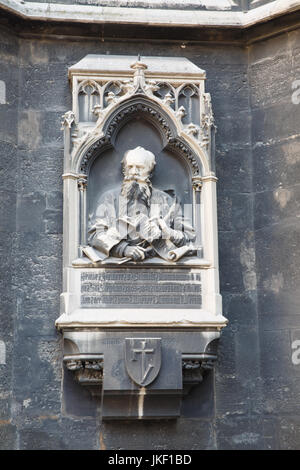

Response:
(88, 186), (195, 259)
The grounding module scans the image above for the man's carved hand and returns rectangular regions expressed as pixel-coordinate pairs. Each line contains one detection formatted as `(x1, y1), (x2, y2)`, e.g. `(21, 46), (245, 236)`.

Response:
(124, 246), (146, 261)
(142, 218), (161, 242)
(158, 218), (184, 244)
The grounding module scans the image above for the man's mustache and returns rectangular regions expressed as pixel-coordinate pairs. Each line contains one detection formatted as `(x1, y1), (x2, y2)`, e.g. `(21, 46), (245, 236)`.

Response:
(123, 175), (150, 183)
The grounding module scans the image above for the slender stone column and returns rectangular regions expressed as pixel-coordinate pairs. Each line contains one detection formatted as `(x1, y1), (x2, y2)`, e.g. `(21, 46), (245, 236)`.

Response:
(201, 174), (222, 316)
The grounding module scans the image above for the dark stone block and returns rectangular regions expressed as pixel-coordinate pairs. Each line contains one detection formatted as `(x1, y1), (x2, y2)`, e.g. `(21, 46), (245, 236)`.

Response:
(18, 148), (63, 193)
(219, 230), (256, 294)
(252, 137), (300, 192)
(62, 366), (98, 419)
(15, 231), (62, 263)
(260, 377), (300, 416)
(17, 191), (46, 233)
(0, 341), (13, 421)
(103, 393), (182, 420)
(0, 232), (13, 305)
(224, 292), (257, 328)
(249, 33), (289, 64)
(235, 327), (260, 384)
(257, 290), (300, 320)
(18, 109), (63, 151)
(0, 423), (17, 450)
(0, 140), (17, 191)
(254, 184), (300, 231)
(181, 370), (214, 419)
(216, 327), (237, 377)
(101, 418), (215, 450)
(207, 66), (249, 114)
(15, 315), (59, 337)
(190, 45), (247, 67)
(216, 147), (252, 194)
(255, 221), (300, 314)
(0, 108), (17, 144)
(258, 417), (280, 449)
(290, 28), (300, 55)
(60, 417), (100, 450)
(46, 191), (63, 211)
(0, 40), (19, 63)
(16, 290), (60, 322)
(0, 397), (11, 422)
(259, 329), (297, 380)
(13, 335), (62, 417)
(278, 417), (300, 450)
(19, 419), (65, 450)
(251, 102), (300, 144)
(0, 190), (16, 233)
(215, 371), (253, 419)
(259, 313), (300, 332)
(217, 191), (253, 233)
(43, 209), (63, 234)
(215, 416), (267, 450)
(249, 55), (292, 109)
(20, 64), (70, 111)
(215, 110), (251, 147)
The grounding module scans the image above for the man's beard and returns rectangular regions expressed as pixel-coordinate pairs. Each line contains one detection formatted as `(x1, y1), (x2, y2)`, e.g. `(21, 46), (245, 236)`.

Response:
(121, 177), (152, 209)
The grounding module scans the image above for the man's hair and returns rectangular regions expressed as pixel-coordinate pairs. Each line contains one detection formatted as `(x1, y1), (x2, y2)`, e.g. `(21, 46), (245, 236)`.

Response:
(122, 146), (156, 174)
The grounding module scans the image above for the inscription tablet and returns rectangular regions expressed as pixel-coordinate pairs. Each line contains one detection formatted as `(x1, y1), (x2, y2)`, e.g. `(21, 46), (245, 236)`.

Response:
(80, 269), (201, 309)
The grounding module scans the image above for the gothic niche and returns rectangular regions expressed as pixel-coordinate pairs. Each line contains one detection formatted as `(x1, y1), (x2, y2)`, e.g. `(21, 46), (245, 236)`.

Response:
(57, 55), (227, 419)
(76, 104), (202, 268)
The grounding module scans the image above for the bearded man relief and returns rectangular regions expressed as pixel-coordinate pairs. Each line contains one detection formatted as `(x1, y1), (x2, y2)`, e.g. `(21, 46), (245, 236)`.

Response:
(84, 146), (196, 264)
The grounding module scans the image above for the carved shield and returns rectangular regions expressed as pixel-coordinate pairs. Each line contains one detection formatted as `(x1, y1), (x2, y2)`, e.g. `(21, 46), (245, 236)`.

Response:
(125, 338), (161, 387)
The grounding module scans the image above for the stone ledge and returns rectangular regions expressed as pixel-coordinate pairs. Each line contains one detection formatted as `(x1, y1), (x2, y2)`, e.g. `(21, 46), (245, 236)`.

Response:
(55, 309), (228, 329)
(0, 0), (299, 28)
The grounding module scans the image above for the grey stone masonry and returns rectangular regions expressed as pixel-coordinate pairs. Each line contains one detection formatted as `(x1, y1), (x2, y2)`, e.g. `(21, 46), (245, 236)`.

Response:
(0, 0), (300, 450)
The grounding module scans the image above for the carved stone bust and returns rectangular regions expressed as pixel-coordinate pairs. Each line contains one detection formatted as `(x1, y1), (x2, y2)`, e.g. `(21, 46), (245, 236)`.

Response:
(85, 146), (196, 264)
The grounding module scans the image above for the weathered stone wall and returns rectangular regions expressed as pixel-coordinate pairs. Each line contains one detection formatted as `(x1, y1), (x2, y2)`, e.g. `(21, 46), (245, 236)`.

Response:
(0, 14), (299, 449)
(0, 23), (19, 449)
(248, 30), (300, 448)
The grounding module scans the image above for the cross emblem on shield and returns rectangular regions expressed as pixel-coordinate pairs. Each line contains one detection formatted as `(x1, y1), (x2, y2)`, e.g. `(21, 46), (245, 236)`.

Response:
(125, 338), (161, 386)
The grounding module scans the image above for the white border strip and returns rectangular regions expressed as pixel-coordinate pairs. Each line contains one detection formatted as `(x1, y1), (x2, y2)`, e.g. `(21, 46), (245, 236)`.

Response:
(0, 0), (299, 27)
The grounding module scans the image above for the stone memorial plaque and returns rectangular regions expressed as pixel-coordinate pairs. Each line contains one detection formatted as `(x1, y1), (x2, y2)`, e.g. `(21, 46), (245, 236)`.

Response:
(57, 54), (227, 419)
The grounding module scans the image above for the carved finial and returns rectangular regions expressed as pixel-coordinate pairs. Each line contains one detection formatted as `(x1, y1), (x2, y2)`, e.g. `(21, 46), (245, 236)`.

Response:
(130, 56), (148, 90)
(186, 123), (199, 136)
(163, 92), (175, 107)
(176, 106), (186, 121)
(130, 56), (148, 72)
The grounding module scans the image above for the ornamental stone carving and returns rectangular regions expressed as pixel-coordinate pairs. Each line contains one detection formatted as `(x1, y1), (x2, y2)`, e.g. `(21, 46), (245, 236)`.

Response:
(56, 55), (227, 419)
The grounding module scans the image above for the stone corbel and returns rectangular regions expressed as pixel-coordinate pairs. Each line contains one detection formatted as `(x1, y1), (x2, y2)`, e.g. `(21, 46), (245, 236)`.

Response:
(61, 110), (75, 130)
(64, 353), (217, 399)
(192, 176), (203, 192)
(65, 357), (104, 397)
(61, 111), (75, 172)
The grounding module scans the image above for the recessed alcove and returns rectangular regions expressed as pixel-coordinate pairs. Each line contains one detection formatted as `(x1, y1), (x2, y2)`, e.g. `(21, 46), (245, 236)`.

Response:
(88, 117), (193, 222)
